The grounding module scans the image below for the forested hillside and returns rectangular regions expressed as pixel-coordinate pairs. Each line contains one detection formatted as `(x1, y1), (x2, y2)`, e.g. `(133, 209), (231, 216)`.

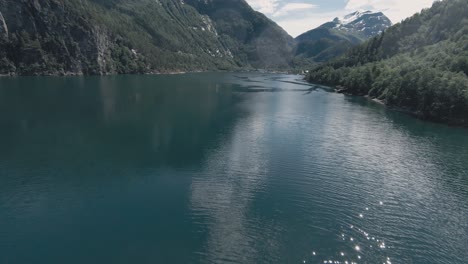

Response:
(307, 0), (468, 126)
(0, 0), (293, 76)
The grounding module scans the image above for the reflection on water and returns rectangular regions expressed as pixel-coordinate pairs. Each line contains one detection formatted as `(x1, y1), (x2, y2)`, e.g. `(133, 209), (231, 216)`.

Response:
(191, 106), (273, 263)
(0, 73), (467, 264)
(0, 74), (246, 168)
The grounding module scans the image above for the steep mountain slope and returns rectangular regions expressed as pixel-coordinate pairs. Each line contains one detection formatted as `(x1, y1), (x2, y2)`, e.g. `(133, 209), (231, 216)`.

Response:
(185, 0), (294, 69)
(0, 0), (294, 76)
(295, 11), (391, 62)
(0, 0), (237, 75)
(307, 0), (468, 125)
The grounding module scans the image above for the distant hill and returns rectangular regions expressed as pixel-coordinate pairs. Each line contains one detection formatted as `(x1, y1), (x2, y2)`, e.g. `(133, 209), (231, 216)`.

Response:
(307, 0), (468, 126)
(294, 11), (391, 63)
(0, 0), (293, 76)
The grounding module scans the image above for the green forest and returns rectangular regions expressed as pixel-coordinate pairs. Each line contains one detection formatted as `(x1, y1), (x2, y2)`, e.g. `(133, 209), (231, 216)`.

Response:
(0, 0), (293, 75)
(306, 0), (468, 126)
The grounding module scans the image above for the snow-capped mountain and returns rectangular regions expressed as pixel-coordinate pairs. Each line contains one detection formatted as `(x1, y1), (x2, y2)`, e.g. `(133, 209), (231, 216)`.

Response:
(294, 11), (392, 63)
(331, 11), (392, 38)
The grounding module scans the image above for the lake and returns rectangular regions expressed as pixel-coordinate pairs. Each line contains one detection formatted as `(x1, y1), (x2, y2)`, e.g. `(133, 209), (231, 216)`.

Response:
(0, 73), (467, 264)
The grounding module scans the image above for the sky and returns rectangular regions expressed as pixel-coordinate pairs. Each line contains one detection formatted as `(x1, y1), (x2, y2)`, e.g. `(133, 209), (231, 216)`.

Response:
(245, 0), (437, 37)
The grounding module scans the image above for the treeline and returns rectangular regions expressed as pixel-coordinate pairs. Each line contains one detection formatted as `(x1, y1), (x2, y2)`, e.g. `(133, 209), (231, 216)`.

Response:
(307, 0), (468, 125)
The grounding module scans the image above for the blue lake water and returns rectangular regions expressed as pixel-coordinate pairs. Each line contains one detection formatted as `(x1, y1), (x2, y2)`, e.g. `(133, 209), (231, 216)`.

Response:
(0, 73), (467, 263)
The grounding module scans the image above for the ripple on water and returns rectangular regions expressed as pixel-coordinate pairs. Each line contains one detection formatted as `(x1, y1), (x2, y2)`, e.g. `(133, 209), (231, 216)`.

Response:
(1, 74), (468, 264)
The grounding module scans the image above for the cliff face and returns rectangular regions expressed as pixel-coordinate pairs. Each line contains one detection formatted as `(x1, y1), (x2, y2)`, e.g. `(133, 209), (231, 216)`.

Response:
(0, 11), (7, 39)
(0, 0), (145, 75)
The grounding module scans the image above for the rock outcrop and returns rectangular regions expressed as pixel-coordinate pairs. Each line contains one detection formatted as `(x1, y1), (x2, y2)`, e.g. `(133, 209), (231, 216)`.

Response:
(0, 11), (7, 39)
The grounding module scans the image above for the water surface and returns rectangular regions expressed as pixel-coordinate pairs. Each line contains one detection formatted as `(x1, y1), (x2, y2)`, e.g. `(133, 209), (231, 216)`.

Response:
(0, 73), (467, 264)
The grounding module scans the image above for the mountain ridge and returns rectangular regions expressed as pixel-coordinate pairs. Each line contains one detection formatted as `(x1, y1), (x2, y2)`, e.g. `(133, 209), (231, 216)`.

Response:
(294, 10), (392, 63)
(331, 11), (391, 38)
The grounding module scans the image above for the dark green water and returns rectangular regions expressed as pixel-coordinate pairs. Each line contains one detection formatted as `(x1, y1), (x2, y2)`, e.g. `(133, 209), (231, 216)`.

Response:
(0, 73), (467, 264)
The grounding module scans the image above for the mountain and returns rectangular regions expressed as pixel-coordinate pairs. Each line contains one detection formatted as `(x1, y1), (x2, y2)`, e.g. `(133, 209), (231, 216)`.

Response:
(185, 0), (294, 69)
(306, 0), (468, 126)
(0, 0), (293, 76)
(331, 11), (392, 39)
(294, 11), (391, 63)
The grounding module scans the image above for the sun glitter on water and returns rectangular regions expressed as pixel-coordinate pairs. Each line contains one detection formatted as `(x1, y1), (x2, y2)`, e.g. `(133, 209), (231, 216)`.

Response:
(306, 202), (393, 264)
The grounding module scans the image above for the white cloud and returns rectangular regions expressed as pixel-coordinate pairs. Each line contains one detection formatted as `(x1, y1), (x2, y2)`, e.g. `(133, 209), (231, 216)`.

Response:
(275, 10), (344, 37)
(246, 0), (436, 37)
(246, 0), (280, 14)
(344, 0), (436, 24)
(245, 1), (320, 36)
(273, 3), (318, 17)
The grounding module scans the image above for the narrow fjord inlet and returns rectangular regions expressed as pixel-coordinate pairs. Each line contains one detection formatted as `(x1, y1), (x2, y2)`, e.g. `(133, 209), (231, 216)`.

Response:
(0, 74), (467, 263)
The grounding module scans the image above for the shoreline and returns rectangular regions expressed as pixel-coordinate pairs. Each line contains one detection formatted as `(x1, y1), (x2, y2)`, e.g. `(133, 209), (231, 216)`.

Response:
(0, 68), (297, 78)
(0, 70), (192, 78)
(365, 96), (466, 128)
(315, 82), (467, 128)
(365, 94), (467, 128)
